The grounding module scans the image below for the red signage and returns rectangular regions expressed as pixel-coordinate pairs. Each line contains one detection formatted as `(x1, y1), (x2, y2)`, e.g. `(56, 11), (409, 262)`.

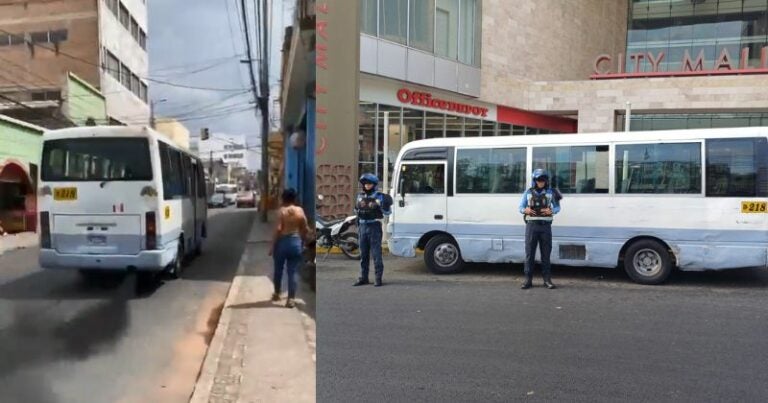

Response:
(592, 46), (768, 79)
(396, 88), (489, 117)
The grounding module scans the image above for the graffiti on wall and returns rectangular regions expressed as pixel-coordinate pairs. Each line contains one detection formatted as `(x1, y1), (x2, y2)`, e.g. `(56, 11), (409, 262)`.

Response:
(316, 164), (354, 218)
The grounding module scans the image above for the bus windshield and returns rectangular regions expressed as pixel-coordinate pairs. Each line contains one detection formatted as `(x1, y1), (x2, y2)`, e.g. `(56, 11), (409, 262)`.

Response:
(42, 137), (152, 181)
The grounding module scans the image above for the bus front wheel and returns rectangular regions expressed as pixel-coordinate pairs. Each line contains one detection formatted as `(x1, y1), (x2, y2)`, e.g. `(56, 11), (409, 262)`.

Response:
(623, 239), (673, 285)
(424, 235), (464, 274)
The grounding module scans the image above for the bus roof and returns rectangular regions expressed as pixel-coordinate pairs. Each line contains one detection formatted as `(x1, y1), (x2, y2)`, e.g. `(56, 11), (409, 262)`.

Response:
(42, 125), (197, 158)
(399, 126), (768, 154)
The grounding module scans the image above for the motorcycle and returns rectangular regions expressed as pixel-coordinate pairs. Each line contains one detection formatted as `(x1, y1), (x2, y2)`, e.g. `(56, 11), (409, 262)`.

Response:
(316, 195), (360, 260)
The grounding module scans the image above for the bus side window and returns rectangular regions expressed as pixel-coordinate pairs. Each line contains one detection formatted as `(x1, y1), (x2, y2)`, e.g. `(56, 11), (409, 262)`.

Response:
(401, 164), (445, 195)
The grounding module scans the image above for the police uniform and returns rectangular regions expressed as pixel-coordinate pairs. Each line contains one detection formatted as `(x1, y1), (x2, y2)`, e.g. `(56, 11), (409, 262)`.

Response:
(518, 170), (561, 289)
(354, 174), (392, 287)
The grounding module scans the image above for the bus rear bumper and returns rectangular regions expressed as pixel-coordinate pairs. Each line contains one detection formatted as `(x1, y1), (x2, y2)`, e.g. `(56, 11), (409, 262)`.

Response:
(387, 237), (419, 258)
(39, 247), (176, 271)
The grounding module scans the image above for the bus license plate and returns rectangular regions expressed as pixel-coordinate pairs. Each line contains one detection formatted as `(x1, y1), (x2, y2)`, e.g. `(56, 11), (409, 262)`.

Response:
(53, 187), (77, 201)
(87, 235), (106, 245)
(741, 201), (767, 213)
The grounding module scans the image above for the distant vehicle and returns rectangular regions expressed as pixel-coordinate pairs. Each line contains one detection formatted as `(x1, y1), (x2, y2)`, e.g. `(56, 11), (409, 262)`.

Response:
(236, 191), (256, 208)
(208, 192), (226, 208)
(38, 125), (208, 280)
(215, 184), (238, 205)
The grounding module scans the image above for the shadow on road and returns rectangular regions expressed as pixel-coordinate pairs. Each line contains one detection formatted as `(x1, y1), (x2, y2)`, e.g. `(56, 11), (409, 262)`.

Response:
(0, 275), (134, 403)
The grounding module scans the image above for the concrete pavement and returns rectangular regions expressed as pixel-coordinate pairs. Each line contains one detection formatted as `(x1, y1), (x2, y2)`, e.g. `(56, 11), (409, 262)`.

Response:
(191, 214), (316, 403)
(319, 253), (768, 402)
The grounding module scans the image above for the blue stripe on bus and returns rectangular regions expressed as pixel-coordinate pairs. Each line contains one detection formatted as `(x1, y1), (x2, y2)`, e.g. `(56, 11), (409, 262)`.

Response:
(395, 223), (768, 244)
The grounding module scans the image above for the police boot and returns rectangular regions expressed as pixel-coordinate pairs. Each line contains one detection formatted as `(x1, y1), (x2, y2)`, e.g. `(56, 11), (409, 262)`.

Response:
(353, 278), (370, 286)
(374, 277), (383, 287)
(543, 276), (557, 289)
(521, 276), (532, 290)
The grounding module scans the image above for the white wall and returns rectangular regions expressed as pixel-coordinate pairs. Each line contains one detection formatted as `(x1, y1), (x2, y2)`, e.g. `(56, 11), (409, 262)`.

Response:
(98, 0), (149, 125)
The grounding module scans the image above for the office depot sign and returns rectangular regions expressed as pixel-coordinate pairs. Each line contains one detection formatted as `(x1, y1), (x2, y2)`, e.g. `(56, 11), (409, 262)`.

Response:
(396, 88), (489, 117)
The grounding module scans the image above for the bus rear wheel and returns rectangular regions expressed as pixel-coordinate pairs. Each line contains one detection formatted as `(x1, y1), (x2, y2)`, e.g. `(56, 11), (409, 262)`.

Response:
(424, 235), (464, 274)
(169, 240), (185, 279)
(623, 239), (673, 285)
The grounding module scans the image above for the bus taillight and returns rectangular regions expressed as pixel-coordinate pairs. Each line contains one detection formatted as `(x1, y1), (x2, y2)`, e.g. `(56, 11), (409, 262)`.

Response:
(146, 212), (157, 250)
(40, 211), (51, 249)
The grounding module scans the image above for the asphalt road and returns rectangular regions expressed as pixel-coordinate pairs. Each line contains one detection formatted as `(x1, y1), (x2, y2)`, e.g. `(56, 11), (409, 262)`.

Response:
(0, 207), (256, 403)
(318, 254), (768, 402)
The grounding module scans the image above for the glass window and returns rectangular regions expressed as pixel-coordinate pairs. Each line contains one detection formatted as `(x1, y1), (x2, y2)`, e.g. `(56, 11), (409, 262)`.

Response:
(119, 4), (130, 29)
(106, 51), (120, 80)
(358, 102), (377, 163)
(0, 34), (9, 46)
(160, 142), (186, 199)
(706, 138), (768, 197)
(436, 0), (459, 59)
(630, 113), (768, 130)
(459, 0), (481, 66)
(481, 120), (496, 136)
(409, 0), (435, 52)
(140, 81), (148, 103)
(445, 115), (462, 137)
(402, 108), (424, 142)
(42, 138), (152, 181)
(497, 123), (512, 137)
(130, 18), (140, 40)
(399, 163), (445, 194)
(533, 145), (609, 194)
(107, 0), (118, 16)
(30, 31), (49, 43)
(378, 105), (403, 188)
(9, 32), (23, 45)
(131, 73), (140, 96)
(361, 0), (377, 35)
(615, 142), (702, 194)
(424, 112), (444, 138)
(379, 0), (407, 44)
(120, 63), (131, 88)
(456, 148), (526, 194)
(49, 29), (68, 43)
(464, 117), (480, 137)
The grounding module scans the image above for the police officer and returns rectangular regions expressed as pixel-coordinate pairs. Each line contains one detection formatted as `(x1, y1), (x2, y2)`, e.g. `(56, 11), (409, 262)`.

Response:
(519, 169), (561, 289)
(353, 173), (393, 287)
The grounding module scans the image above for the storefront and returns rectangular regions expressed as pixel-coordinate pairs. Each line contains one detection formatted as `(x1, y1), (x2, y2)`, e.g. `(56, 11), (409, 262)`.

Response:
(0, 115), (43, 234)
(358, 76), (576, 190)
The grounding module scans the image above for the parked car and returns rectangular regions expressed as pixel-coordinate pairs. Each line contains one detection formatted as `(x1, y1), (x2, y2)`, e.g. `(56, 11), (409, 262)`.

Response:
(236, 191), (257, 208)
(208, 192), (226, 208)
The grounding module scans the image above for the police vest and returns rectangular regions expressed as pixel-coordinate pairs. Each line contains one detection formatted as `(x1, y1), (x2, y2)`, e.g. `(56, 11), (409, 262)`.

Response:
(356, 192), (384, 221)
(526, 188), (554, 222)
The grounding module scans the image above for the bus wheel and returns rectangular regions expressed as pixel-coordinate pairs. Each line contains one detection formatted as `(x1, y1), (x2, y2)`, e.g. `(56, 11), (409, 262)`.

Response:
(623, 239), (673, 285)
(169, 241), (185, 279)
(424, 235), (464, 274)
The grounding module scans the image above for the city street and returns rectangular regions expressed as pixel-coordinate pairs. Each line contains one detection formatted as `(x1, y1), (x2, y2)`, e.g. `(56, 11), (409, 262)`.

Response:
(318, 253), (768, 402)
(0, 207), (256, 403)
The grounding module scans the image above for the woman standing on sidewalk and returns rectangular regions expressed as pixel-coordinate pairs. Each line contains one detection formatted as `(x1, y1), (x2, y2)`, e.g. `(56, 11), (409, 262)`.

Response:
(269, 188), (311, 308)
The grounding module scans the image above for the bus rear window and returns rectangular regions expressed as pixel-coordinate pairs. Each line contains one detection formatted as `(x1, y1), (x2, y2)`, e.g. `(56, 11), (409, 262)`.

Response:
(42, 138), (152, 181)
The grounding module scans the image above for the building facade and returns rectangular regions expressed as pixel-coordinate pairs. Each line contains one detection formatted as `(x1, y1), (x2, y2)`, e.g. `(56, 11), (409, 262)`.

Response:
(280, 0), (316, 218)
(0, 0), (149, 126)
(154, 117), (191, 150)
(345, 0), (768, 197)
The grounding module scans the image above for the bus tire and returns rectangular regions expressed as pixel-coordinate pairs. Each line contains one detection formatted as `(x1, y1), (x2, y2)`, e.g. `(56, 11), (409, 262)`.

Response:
(169, 240), (185, 279)
(623, 239), (673, 285)
(424, 235), (464, 274)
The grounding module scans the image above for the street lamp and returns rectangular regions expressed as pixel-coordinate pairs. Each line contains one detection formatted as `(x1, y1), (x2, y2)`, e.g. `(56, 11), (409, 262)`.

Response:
(150, 98), (167, 128)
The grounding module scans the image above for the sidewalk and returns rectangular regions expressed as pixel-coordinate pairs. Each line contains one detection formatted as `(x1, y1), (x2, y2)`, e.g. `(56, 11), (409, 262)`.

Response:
(0, 232), (37, 256)
(190, 213), (316, 403)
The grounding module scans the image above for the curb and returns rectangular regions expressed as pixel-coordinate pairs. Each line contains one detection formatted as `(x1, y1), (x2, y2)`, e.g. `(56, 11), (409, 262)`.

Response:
(189, 247), (246, 403)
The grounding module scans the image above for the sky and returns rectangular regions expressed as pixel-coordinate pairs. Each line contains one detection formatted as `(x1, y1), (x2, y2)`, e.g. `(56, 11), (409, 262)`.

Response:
(147, 0), (293, 171)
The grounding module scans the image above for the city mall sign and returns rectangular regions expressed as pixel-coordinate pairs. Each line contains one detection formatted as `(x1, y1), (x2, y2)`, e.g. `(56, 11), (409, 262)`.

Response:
(396, 88), (489, 117)
(592, 46), (768, 79)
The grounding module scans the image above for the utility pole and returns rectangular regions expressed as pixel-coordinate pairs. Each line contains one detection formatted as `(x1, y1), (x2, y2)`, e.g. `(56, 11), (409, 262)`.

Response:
(240, 0), (270, 223)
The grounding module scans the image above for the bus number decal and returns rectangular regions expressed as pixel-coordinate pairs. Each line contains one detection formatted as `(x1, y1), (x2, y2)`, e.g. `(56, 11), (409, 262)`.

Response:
(740, 201), (767, 213)
(164, 206), (171, 220)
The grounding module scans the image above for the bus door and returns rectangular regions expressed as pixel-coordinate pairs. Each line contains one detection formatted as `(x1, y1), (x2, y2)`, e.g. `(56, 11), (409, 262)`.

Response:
(394, 160), (448, 234)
